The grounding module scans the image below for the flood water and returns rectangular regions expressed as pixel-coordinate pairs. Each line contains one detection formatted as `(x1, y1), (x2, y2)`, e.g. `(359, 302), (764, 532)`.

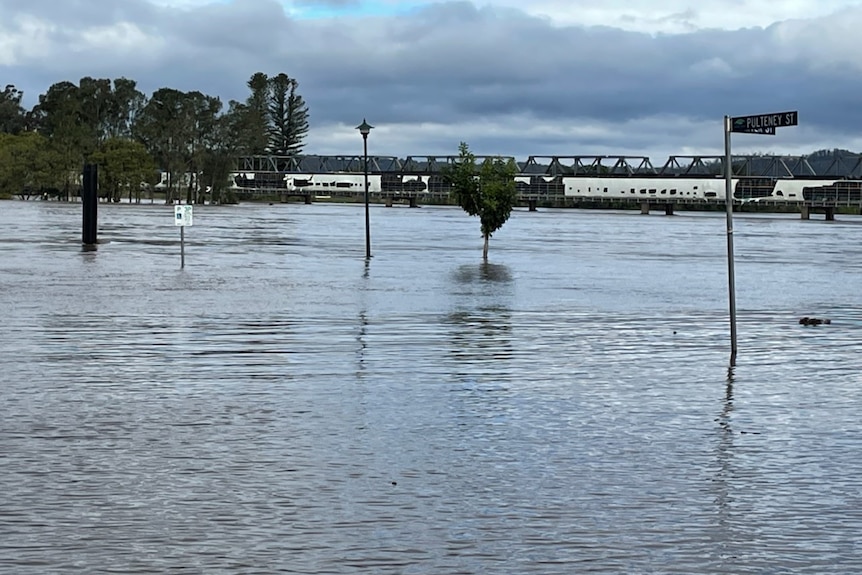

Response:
(2, 199), (861, 574)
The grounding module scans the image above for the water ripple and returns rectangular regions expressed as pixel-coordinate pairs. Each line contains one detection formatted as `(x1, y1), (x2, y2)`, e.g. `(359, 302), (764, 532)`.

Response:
(2, 201), (861, 573)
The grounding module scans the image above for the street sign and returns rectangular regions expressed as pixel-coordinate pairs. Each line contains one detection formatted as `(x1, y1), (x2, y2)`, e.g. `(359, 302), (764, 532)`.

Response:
(174, 204), (193, 226)
(730, 111), (798, 135)
(723, 108), (798, 364)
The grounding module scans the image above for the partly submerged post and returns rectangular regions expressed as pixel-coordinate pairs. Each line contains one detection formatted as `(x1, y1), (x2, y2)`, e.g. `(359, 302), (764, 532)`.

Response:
(82, 164), (98, 248)
(725, 110), (798, 366)
(723, 117), (737, 366)
(356, 118), (373, 259)
(174, 204), (194, 269)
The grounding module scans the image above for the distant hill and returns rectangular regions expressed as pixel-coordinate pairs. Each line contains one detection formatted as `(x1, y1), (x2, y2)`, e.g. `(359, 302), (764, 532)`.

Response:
(807, 148), (859, 159)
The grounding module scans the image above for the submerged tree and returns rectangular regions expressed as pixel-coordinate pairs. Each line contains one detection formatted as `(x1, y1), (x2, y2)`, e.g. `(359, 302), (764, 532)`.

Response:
(443, 142), (518, 261)
(91, 138), (155, 203)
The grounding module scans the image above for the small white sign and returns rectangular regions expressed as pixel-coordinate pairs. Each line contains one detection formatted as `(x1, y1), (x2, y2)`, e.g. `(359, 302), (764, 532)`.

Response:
(174, 205), (193, 227)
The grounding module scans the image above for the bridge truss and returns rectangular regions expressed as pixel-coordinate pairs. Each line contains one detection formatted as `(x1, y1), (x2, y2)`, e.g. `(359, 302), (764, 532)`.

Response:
(236, 154), (862, 179)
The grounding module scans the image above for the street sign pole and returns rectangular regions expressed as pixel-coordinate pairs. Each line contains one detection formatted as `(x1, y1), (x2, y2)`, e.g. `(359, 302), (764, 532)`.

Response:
(724, 116), (738, 366)
(724, 110), (798, 366)
(174, 204), (194, 269)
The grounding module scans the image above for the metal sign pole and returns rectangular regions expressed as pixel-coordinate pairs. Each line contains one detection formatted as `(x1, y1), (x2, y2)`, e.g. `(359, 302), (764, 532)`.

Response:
(724, 116), (738, 366)
(723, 110), (797, 366)
(175, 204), (193, 269)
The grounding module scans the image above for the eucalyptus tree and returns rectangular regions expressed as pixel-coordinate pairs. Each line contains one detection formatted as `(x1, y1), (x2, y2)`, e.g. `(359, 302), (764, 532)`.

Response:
(23, 77), (148, 198)
(105, 78), (146, 140)
(0, 131), (64, 199)
(183, 90), (223, 203)
(443, 142), (518, 261)
(0, 85), (26, 134)
(133, 88), (228, 203)
(29, 81), (87, 197)
(201, 101), (247, 204)
(91, 138), (155, 203)
(76, 77), (113, 154)
(134, 88), (190, 203)
(236, 72), (270, 156)
(267, 73), (309, 155)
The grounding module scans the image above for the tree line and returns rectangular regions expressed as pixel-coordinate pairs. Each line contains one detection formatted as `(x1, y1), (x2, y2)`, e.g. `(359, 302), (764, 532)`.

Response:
(0, 73), (309, 203)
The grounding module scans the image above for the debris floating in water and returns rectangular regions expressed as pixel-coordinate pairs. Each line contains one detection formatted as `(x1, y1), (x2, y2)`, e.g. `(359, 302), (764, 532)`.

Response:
(799, 317), (831, 326)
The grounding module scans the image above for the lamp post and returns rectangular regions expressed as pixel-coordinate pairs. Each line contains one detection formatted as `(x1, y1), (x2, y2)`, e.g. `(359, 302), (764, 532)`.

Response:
(356, 118), (373, 258)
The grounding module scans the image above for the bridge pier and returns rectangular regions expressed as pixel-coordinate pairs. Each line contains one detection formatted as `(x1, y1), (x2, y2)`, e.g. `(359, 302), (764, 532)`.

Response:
(800, 205), (837, 220)
(409, 197), (418, 208)
(385, 197), (393, 207)
(304, 194), (312, 204)
(528, 199), (537, 212)
(640, 202), (650, 215)
(664, 203), (674, 216)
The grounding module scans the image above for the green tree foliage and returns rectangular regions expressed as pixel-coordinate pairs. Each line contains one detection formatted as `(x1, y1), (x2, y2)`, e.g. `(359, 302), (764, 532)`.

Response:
(131, 88), (225, 204)
(0, 85), (27, 134)
(0, 71), (309, 203)
(105, 78), (146, 140)
(0, 132), (64, 199)
(77, 77), (113, 153)
(184, 91), (224, 204)
(91, 138), (155, 203)
(201, 106), (244, 204)
(230, 72), (310, 156)
(443, 142), (518, 260)
(31, 81), (87, 195)
(133, 88), (188, 203)
(267, 73), (309, 155)
(232, 72), (271, 156)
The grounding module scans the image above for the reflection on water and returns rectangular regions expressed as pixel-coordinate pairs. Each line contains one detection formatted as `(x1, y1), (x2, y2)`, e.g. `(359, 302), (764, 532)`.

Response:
(2, 201), (862, 573)
(711, 366), (736, 567)
(447, 307), (513, 364)
(452, 261), (513, 284)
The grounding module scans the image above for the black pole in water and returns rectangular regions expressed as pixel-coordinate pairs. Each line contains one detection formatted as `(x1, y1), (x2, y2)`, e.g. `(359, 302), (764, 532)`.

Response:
(82, 164), (98, 247)
(356, 119), (374, 259)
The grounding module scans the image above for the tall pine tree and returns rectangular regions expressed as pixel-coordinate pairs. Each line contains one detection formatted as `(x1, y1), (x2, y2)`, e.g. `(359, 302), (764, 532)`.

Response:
(266, 73), (309, 156)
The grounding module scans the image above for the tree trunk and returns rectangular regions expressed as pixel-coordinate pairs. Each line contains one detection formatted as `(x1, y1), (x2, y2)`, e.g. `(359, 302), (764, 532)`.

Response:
(483, 233), (489, 261)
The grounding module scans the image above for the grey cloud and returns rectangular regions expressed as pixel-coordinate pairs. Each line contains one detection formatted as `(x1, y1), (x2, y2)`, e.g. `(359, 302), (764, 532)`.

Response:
(1, 0), (860, 157)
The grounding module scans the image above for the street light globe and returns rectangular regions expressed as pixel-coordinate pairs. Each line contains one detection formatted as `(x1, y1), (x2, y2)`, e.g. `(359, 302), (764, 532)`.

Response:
(356, 119), (374, 137)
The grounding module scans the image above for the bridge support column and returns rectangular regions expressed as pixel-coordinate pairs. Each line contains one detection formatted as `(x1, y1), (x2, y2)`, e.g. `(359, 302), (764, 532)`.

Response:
(640, 202), (650, 215)
(385, 197), (393, 207)
(664, 203), (674, 216)
(304, 194), (312, 204)
(800, 205), (810, 220)
(528, 199), (537, 212)
(825, 207), (835, 221)
(409, 197), (417, 208)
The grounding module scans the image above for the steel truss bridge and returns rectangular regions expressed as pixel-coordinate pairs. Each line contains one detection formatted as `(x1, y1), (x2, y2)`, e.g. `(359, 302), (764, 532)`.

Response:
(236, 153), (862, 178)
(231, 154), (862, 217)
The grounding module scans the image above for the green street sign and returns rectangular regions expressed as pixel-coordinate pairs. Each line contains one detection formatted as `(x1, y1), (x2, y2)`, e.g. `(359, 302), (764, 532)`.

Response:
(730, 111), (798, 135)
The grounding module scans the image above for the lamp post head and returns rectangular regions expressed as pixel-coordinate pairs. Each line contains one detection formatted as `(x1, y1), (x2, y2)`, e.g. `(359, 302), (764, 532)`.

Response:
(356, 118), (373, 138)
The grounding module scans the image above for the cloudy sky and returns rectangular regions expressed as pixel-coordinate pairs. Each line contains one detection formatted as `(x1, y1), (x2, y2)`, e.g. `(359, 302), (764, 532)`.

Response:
(2, 0), (862, 163)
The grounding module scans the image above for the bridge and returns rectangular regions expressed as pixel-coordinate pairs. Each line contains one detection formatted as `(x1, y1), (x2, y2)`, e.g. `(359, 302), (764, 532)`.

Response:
(230, 154), (862, 218)
(236, 153), (862, 178)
